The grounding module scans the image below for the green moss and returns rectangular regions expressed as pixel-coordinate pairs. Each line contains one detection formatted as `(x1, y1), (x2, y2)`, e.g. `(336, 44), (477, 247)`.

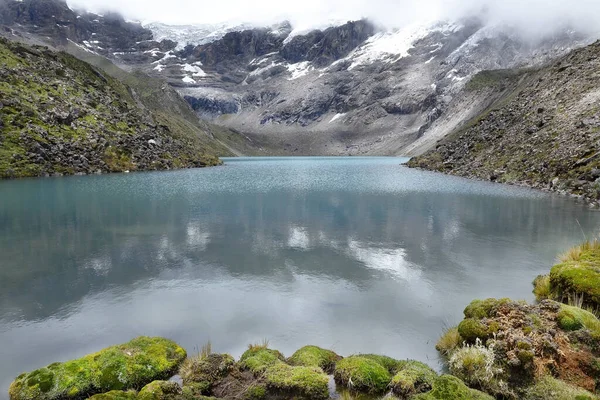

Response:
(87, 390), (138, 399)
(137, 380), (181, 400)
(239, 348), (284, 374)
(333, 356), (391, 394)
(412, 375), (494, 400)
(558, 304), (600, 339)
(457, 318), (492, 343)
(357, 354), (404, 374)
(264, 363), (329, 400)
(390, 360), (437, 397)
(463, 298), (510, 319)
(532, 275), (552, 301)
(9, 336), (186, 400)
(524, 376), (597, 400)
(287, 345), (340, 373)
(550, 245), (600, 308)
(244, 384), (266, 399)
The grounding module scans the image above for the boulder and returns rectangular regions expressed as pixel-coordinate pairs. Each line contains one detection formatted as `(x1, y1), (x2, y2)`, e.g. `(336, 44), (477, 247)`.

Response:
(9, 337), (186, 400)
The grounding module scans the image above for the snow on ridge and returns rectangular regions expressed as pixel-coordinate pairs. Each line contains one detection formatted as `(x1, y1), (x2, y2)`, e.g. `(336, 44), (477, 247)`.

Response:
(346, 21), (462, 70)
(287, 61), (312, 80)
(182, 63), (207, 77)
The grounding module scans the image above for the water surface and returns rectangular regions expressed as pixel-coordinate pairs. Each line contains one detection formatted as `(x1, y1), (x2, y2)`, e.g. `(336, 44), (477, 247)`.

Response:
(1, 157), (599, 398)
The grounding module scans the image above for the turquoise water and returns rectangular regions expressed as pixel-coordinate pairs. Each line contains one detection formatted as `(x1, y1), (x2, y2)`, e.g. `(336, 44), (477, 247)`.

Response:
(1, 157), (599, 397)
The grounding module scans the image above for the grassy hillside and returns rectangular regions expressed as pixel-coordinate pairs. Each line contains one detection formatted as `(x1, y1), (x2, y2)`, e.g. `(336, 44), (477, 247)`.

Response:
(0, 38), (230, 178)
(408, 41), (600, 204)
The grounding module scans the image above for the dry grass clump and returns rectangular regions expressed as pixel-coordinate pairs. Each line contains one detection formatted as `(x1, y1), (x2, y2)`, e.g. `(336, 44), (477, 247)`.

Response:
(435, 327), (462, 356)
(559, 239), (600, 262)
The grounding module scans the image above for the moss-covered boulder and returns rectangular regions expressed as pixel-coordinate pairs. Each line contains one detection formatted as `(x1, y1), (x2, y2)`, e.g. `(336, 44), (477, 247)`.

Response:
(287, 346), (341, 373)
(179, 353), (235, 386)
(464, 298), (510, 319)
(412, 375), (494, 400)
(557, 304), (600, 339)
(137, 380), (181, 400)
(357, 354), (404, 374)
(239, 347), (285, 374)
(457, 318), (495, 343)
(333, 356), (392, 394)
(524, 376), (598, 400)
(550, 241), (600, 309)
(87, 391), (138, 399)
(9, 337), (186, 400)
(263, 363), (329, 400)
(390, 360), (438, 397)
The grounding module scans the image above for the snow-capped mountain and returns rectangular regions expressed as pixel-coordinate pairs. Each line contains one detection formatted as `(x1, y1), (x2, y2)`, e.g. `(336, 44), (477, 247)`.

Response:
(1, 0), (597, 155)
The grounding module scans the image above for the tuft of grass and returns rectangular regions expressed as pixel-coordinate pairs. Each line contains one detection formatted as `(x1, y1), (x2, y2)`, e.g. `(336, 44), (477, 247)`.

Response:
(524, 375), (597, 400)
(559, 240), (600, 263)
(436, 327), (462, 357)
(532, 275), (551, 301)
(551, 241), (600, 309)
(247, 339), (270, 352)
(448, 339), (506, 395)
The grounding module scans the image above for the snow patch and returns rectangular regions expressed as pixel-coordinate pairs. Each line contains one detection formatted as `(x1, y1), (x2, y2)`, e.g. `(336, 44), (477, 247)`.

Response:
(182, 76), (195, 83)
(287, 61), (312, 80)
(182, 63), (207, 77)
(329, 113), (346, 123)
(346, 21), (461, 70)
(425, 56), (436, 64)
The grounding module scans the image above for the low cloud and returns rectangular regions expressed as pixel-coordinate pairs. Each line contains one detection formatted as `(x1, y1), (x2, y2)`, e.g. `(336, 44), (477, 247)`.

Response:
(66, 0), (600, 38)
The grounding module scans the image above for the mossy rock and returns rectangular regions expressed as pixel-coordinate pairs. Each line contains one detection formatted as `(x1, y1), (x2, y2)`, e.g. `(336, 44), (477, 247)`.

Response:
(180, 381), (211, 397)
(263, 362), (329, 400)
(457, 318), (493, 343)
(333, 356), (391, 394)
(9, 337), (186, 400)
(464, 298), (510, 319)
(550, 244), (600, 309)
(87, 391), (138, 400)
(239, 347), (285, 374)
(137, 380), (181, 400)
(412, 375), (494, 400)
(390, 360), (438, 397)
(357, 354), (404, 374)
(179, 354), (235, 385)
(557, 304), (600, 339)
(287, 345), (341, 373)
(524, 376), (598, 400)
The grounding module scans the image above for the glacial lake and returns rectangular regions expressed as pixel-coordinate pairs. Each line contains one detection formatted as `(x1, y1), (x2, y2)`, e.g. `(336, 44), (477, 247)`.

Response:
(1, 156), (600, 397)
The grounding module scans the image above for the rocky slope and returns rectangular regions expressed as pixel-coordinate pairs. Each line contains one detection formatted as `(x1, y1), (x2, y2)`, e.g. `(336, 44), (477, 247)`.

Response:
(0, 37), (225, 178)
(408, 40), (600, 205)
(2, 0), (597, 156)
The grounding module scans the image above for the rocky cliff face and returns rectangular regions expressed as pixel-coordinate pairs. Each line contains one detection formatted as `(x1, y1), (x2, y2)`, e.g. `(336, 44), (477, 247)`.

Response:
(1, 0), (598, 156)
(0, 38), (223, 178)
(408, 40), (600, 205)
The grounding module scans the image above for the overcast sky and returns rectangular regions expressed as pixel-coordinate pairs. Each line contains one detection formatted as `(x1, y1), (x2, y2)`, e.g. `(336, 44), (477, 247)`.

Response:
(66, 0), (600, 36)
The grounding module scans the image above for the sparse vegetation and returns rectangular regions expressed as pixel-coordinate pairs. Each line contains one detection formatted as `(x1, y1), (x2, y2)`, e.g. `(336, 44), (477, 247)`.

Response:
(436, 327), (462, 356)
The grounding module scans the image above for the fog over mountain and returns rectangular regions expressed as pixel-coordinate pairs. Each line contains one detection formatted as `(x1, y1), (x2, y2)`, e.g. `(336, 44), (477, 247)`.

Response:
(66, 0), (600, 38)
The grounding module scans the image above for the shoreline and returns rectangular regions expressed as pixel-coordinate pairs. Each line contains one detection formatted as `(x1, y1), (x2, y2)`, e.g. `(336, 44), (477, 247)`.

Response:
(7, 241), (600, 400)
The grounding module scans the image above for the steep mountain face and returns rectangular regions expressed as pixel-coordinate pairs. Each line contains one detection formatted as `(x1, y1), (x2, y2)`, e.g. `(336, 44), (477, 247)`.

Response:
(408, 41), (600, 205)
(141, 19), (595, 156)
(0, 38), (223, 178)
(1, 0), (597, 156)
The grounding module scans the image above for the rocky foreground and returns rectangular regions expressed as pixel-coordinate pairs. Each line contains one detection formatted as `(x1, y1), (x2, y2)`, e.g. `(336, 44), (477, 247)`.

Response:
(0, 38), (227, 179)
(408, 40), (600, 205)
(8, 242), (600, 400)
